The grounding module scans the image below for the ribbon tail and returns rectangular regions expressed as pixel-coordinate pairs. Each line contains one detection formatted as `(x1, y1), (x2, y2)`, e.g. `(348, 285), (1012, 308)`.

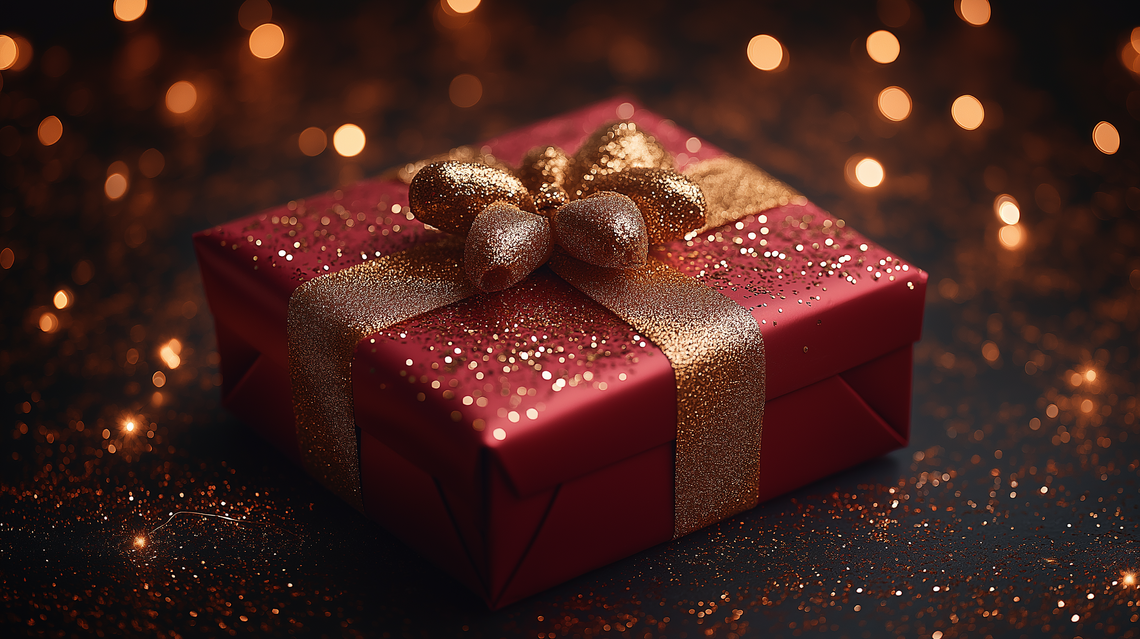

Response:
(287, 236), (476, 510)
(549, 254), (765, 538)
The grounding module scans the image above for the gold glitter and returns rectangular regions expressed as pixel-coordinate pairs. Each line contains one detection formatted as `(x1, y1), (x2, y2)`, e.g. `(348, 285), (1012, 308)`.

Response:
(568, 121), (673, 191)
(408, 162), (536, 235)
(463, 202), (552, 291)
(550, 255), (765, 537)
(551, 192), (648, 268)
(578, 167), (706, 244)
(287, 236), (476, 509)
(517, 145), (572, 214)
(683, 156), (801, 234)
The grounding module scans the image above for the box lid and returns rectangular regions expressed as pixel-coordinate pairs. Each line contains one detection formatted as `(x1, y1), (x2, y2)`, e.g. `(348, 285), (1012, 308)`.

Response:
(194, 98), (927, 500)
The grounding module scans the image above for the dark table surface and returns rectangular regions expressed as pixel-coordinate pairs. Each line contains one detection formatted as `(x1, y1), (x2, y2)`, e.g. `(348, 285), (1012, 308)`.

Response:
(3, 1), (1140, 637)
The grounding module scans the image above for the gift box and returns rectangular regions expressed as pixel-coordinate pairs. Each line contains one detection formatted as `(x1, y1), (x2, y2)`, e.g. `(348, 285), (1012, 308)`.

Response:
(193, 98), (927, 608)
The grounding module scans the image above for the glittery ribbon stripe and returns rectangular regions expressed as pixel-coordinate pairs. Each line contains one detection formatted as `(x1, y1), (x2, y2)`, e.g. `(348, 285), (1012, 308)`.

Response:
(549, 255), (766, 538)
(287, 237), (477, 510)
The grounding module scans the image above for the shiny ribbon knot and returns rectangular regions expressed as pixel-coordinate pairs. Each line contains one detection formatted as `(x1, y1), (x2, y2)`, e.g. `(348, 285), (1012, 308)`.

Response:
(408, 121), (707, 291)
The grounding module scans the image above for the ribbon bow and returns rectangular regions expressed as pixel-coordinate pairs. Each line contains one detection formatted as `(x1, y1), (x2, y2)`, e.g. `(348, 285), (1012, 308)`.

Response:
(409, 121), (707, 291)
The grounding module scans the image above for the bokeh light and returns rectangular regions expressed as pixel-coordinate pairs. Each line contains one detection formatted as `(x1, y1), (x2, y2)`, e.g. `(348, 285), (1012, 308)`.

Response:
(139, 148), (165, 178)
(956, 0), (991, 26)
(39, 312), (59, 333)
(746, 35), (783, 71)
(877, 86), (911, 121)
(1133, 27), (1140, 54)
(0, 248), (13, 270)
(449, 74), (483, 108)
(998, 224), (1024, 249)
(853, 158), (885, 188)
(994, 195), (1020, 225)
(866, 30), (900, 64)
(160, 339), (182, 369)
(332, 124), (366, 157)
(152, 371), (167, 388)
(0, 35), (16, 70)
(951, 95), (984, 130)
(113, 0), (148, 22)
(37, 116), (63, 146)
(1092, 121), (1120, 155)
(134, 536), (147, 548)
(249, 23), (285, 59)
(165, 81), (197, 114)
(53, 289), (72, 310)
(444, 0), (481, 13)
(104, 174), (128, 200)
(299, 127), (328, 156)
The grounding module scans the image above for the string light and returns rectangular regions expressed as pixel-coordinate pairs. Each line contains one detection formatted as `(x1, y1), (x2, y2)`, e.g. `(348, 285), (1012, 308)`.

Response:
(166, 81), (197, 114)
(866, 31), (900, 64)
(998, 224), (1023, 249)
(53, 289), (72, 309)
(37, 116), (63, 146)
(994, 195), (1019, 225)
(113, 0), (148, 22)
(956, 0), (991, 26)
(951, 95), (984, 130)
(0, 35), (16, 70)
(444, 0), (481, 13)
(332, 124), (366, 157)
(746, 34), (783, 71)
(1092, 121), (1120, 155)
(877, 86), (911, 121)
(854, 158), (884, 188)
(160, 339), (182, 369)
(249, 23), (285, 59)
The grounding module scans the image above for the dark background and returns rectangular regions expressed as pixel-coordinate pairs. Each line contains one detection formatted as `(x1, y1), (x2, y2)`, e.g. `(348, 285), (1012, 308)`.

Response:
(2, 1), (1140, 637)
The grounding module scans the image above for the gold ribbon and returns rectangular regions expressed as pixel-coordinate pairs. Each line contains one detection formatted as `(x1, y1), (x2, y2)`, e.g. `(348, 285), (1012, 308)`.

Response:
(287, 121), (799, 536)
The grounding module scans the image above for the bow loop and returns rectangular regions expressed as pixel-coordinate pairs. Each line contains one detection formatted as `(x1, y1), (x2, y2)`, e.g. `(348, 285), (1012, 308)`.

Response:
(552, 192), (648, 270)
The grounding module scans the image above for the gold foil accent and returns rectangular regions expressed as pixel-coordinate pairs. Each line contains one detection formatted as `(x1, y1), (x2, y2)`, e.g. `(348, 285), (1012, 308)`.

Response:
(287, 237), (477, 509)
(517, 146), (572, 214)
(568, 121), (673, 195)
(579, 167), (706, 244)
(409, 162), (536, 236)
(549, 254), (765, 538)
(464, 202), (553, 292)
(683, 156), (801, 232)
(551, 192), (648, 269)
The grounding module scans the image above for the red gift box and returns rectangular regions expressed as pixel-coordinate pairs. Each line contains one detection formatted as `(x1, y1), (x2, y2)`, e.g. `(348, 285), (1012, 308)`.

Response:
(194, 98), (927, 608)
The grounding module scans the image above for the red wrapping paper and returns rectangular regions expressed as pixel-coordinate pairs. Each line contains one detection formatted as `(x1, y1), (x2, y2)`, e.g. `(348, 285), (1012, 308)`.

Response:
(194, 98), (927, 608)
